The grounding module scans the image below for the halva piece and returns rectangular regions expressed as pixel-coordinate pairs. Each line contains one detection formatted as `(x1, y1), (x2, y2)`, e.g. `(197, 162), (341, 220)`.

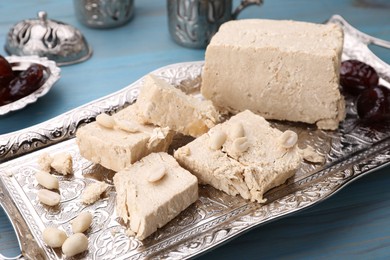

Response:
(51, 153), (73, 175)
(37, 152), (73, 175)
(136, 74), (220, 137)
(81, 181), (109, 205)
(174, 110), (302, 203)
(113, 152), (198, 240)
(76, 105), (174, 172)
(201, 19), (345, 130)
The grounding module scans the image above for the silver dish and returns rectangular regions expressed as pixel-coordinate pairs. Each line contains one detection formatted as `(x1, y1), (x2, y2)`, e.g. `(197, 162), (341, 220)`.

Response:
(1, 15), (390, 260)
(0, 55), (61, 116)
(5, 11), (92, 66)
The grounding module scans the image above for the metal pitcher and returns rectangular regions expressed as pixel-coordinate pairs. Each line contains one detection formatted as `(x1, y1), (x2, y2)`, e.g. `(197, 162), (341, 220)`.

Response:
(167, 0), (263, 48)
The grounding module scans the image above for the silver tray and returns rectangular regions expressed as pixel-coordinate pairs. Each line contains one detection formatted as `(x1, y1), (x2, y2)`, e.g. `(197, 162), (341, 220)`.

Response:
(1, 15), (390, 260)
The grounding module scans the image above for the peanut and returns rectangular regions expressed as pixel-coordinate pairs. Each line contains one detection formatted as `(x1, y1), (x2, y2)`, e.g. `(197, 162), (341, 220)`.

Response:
(147, 165), (166, 183)
(62, 233), (88, 257)
(209, 130), (227, 150)
(231, 122), (245, 139)
(38, 189), (61, 206)
(278, 130), (298, 148)
(35, 171), (59, 190)
(96, 113), (115, 129)
(232, 137), (249, 153)
(42, 227), (67, 248)
(71, 212), (93, 233)
(115, 119), (140, 133)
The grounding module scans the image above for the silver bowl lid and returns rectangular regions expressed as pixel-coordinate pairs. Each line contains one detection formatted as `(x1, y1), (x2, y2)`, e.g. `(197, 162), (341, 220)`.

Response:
(4, 11), (93, 66)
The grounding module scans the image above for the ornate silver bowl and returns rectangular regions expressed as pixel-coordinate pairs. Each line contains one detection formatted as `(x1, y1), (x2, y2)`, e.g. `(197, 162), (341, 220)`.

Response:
(0, 55), (61, 116)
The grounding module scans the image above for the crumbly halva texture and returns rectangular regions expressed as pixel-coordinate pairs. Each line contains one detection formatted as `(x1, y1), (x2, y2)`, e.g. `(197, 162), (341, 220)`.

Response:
(113, 152), (198, 240)
(76, 105), (174, 172)
(81, 181), (109, 205)
(38, 152), (73, 175)
(38, 152), (53, 172)
(51, 153), (73, 175)
(174, 110), (302, 203)
(201, 19), (345, 130)
(136, 74), (220, 137)
(300, 146), (325, 164)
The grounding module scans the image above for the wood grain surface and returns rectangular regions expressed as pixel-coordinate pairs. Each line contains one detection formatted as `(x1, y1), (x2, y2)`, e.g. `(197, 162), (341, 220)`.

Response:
(0, 0), (390, 259)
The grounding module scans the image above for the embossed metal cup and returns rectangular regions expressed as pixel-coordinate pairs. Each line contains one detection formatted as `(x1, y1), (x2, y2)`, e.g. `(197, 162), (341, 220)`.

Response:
(167, 0), (263, 48)
(73, 0), (134, 29)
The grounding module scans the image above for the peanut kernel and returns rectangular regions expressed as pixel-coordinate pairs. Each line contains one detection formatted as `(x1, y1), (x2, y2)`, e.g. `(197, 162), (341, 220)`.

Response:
(279, 130), (298, 148)
(38, 189), (61, 206)
(62, 233), (88, 257)
(115, 119), (140, 133)
(35, 171), (59, 190)
(209, 130), (227, 150)
(232, 137), (249, 153)
(231, 122), (245, 139)
(96, 113), (115, 129)
(147, 165), (166, 183)
(71, 212), (93, 233)
(42, 227), (67, 248)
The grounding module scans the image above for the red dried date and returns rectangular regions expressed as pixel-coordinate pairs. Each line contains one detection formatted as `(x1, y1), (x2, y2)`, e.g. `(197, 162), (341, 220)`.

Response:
(340, 59), (379, 96)
(8, 64), (44, 98)
(0, 55), (15, 89)
(0, 64), (45, 106)
(356, 85), (390, 123)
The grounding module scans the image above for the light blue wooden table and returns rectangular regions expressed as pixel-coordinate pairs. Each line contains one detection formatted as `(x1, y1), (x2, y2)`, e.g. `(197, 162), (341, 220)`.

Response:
(1, 0), (390, 259)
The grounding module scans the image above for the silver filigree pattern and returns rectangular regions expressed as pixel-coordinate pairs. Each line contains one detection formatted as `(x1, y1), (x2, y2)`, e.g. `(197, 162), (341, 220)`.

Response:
(1, 15), (390, 259)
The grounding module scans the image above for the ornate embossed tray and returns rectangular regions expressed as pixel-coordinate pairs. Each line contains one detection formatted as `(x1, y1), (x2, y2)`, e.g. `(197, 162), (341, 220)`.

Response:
(1, 15), (390, 260)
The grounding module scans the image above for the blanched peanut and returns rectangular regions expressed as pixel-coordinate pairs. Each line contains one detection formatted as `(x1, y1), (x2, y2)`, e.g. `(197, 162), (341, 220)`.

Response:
(115, 119), (140, 133)
(38, 189), (61, 206)
(209, 130), (227, 150)
(96, 113), (115, 129)
(62, 233), (88, 257)
(35, 171), (59, 190)
(147, 165), (166, 183)
(232, 137), (249, 153)
(231, 122), (245, 139)
(42, 227), (67, 248)
(278, 130), (298, 148)
(71, 212), (93, 233)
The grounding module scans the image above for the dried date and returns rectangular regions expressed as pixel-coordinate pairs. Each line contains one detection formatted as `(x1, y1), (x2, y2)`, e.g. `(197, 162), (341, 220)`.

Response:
(356, 85), (390, 123)
(340, 59), (379, 95)
(0, 55), (15, 89)
(0, 64), (45, 106)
